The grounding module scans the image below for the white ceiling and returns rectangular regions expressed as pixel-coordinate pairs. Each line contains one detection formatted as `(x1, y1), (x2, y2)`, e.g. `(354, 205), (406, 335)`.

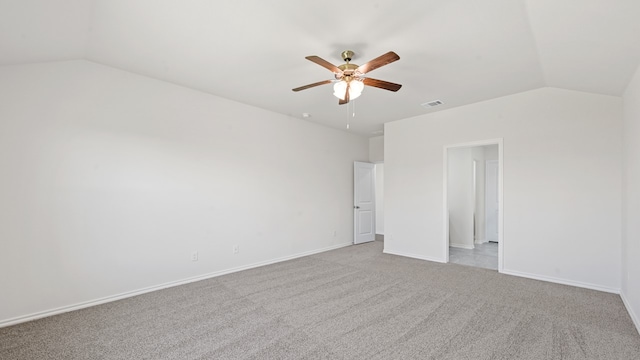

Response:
(2, 0), (640, 136)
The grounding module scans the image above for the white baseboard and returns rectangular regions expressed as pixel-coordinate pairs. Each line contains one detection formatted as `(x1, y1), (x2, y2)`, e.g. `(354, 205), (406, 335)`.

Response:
(0, 242), (352, 328)
(474, 239), (488, 244)
(449, 243), (475, 250)
(500, 269), (620, 294)
(383, 248), (445, 263)
(621, 291), (640, 336)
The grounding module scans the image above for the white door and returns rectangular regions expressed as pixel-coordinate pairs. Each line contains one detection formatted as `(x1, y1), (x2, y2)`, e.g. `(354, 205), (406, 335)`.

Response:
(485, 160), (499, 242)
(354, 161), (376, 244)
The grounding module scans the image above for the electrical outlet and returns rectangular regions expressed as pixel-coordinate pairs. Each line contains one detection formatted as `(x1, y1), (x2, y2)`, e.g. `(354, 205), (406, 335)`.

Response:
(333, 230), (337, 237)
(191, 251), (198, 261)
(233, 245), (239, 254)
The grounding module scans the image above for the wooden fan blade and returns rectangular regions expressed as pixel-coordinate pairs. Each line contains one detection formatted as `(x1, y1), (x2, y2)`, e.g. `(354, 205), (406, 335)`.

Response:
(292, 80), (332, 92)
(356, 51), (400, 74)
(338, 83), (350, 105)
(363, 78), (402, 92)
(305, 56), (342, 73)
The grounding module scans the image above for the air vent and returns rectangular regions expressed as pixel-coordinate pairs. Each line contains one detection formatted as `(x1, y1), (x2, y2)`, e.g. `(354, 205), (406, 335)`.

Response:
(421, 100), (443, 108)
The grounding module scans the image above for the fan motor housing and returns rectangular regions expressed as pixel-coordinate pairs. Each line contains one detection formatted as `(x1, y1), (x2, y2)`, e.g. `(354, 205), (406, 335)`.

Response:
(338, 63), (358, 76)
(338, 63), (358, 70)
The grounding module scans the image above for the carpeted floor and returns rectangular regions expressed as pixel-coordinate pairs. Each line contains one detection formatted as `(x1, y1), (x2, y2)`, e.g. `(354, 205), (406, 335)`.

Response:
(1, 240), (639, 359)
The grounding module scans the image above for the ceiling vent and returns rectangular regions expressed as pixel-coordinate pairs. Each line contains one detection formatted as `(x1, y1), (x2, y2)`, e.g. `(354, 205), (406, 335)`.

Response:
(421, 100), (443, 108)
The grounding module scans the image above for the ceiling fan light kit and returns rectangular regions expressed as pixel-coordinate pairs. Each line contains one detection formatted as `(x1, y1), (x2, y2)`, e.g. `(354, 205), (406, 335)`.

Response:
(333, 79), (364, 101)
(293, 50), (402, 105)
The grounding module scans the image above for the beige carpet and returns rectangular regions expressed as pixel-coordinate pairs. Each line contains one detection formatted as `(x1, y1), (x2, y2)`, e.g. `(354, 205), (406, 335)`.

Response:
(1, 241), (639, 359)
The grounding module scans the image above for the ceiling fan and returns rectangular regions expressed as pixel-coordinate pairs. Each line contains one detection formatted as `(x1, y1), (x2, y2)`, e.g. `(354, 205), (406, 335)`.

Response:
(292, 50), (402, 105)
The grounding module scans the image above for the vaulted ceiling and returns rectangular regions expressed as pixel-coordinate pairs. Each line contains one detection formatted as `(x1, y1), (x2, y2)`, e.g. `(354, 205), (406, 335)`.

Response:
(2, 0), (640, 136)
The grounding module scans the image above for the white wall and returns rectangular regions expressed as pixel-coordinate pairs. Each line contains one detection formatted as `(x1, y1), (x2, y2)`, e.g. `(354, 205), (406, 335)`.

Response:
(375, 163), (384, 235)
(370, 136), (384, 235)
(385, 87), (622, 292)
(0, 60), (369, 325)
(369, 136), (384, 163)
(622, 63), (640, 332)
(447, 147), (474, 249)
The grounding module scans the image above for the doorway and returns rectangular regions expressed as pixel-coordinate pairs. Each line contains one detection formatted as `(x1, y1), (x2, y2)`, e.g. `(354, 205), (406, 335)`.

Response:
(354, 161), (376, 244)
(353, 161), (385, 245)
(444, 139), (503, 271)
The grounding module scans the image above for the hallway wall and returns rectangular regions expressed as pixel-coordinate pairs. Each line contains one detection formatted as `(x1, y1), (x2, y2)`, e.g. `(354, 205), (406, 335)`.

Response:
(385, 87), (622, 292)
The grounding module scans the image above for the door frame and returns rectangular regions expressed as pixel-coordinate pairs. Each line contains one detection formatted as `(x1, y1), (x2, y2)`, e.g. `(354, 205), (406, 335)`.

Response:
(443, 138), (504, 272)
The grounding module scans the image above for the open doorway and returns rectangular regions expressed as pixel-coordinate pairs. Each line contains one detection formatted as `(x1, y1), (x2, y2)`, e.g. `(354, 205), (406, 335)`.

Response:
(444, 139), (503, 271)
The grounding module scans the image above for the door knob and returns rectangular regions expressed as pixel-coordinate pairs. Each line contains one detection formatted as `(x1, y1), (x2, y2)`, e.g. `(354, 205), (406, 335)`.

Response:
(354, 206), (360, 209)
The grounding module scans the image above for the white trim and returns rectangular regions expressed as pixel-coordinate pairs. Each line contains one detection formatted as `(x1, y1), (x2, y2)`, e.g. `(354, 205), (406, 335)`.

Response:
(443, 138), (503, 272)
(447, 138), (504, 149)
(497, 142), (504, 272)
(501, 268), (620, 294)
(443, 149), (450, 263)
(450, 243), (475, 250)
(0, 242), (352, 328)
(621, 291), (640, 335)
(383, 249), (446, 263)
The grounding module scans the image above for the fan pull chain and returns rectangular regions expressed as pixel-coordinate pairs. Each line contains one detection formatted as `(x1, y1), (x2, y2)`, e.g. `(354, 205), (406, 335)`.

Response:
(346, 100), (350, 129)
(346, 100), (357, 130)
